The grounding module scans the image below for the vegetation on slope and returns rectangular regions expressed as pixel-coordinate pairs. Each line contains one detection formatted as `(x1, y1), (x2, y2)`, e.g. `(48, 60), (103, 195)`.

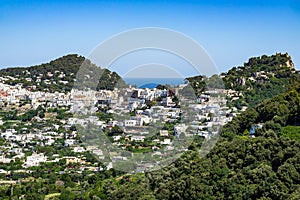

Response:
(0, 54), (126, 92)
(221, 53), (299, 108)
(223, 85), (300, 139)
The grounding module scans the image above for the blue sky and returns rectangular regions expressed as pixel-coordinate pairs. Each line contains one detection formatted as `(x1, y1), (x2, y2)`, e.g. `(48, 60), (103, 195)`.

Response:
(0, 0), (299, 75)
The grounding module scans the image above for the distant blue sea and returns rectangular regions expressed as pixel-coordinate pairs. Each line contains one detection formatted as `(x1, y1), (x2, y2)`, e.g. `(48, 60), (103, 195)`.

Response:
(124, 78), (185, 88)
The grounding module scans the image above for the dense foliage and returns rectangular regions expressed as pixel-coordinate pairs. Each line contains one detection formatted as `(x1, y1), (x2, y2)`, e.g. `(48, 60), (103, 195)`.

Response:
(1, 134), (299, 199)
(185, 75), (207, 97)
(223, 85), (300, 138)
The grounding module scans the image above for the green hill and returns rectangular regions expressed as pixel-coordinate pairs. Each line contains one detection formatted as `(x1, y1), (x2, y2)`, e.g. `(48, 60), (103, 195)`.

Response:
(223, 85), (300, 138)
(186, 53), (299, 109)
(0, 54), (126, 92)
(221, 53), (299, 108)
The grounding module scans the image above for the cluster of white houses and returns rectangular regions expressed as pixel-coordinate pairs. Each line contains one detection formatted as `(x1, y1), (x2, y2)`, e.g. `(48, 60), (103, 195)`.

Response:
(0, 80), (243, 172)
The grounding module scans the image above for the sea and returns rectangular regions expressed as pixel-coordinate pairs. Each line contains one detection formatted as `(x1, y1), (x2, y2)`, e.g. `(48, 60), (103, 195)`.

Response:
(123, 78), (185, 89)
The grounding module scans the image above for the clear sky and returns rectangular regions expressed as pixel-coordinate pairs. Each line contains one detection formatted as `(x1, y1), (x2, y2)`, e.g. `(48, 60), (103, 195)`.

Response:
(1, 0), (299, 75)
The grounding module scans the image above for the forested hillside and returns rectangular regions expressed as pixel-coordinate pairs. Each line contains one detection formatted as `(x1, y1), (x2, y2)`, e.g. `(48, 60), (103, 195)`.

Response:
(221, 53), (299, 108)
(223, 85), (300, 139)
(101, 136), (300, 200)
(0, 54), (126, 92)
(185, 53), (299, 110)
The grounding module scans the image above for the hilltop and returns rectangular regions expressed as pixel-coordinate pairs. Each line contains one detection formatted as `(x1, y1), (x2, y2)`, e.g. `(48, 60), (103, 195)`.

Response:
(186, 53), (299, 109)
(0, 54), (126, 93)
(221, 53), (299, 108)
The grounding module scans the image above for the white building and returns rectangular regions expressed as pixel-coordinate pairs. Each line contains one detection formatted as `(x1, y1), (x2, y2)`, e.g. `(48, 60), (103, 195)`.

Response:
(112, 135), (122, 141)
(131, 135), (145, 142)
(161, 138), (171, 145)
(124, 119), (137, 127)
(23, 153), (47, 168)
(160, 130), (169, 137)
(73, 146), (86, 153)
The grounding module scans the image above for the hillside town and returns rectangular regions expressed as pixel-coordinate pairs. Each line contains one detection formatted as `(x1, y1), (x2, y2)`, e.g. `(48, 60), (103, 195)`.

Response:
(0, 52), (299, 199)
(0, 76), (242, 175)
